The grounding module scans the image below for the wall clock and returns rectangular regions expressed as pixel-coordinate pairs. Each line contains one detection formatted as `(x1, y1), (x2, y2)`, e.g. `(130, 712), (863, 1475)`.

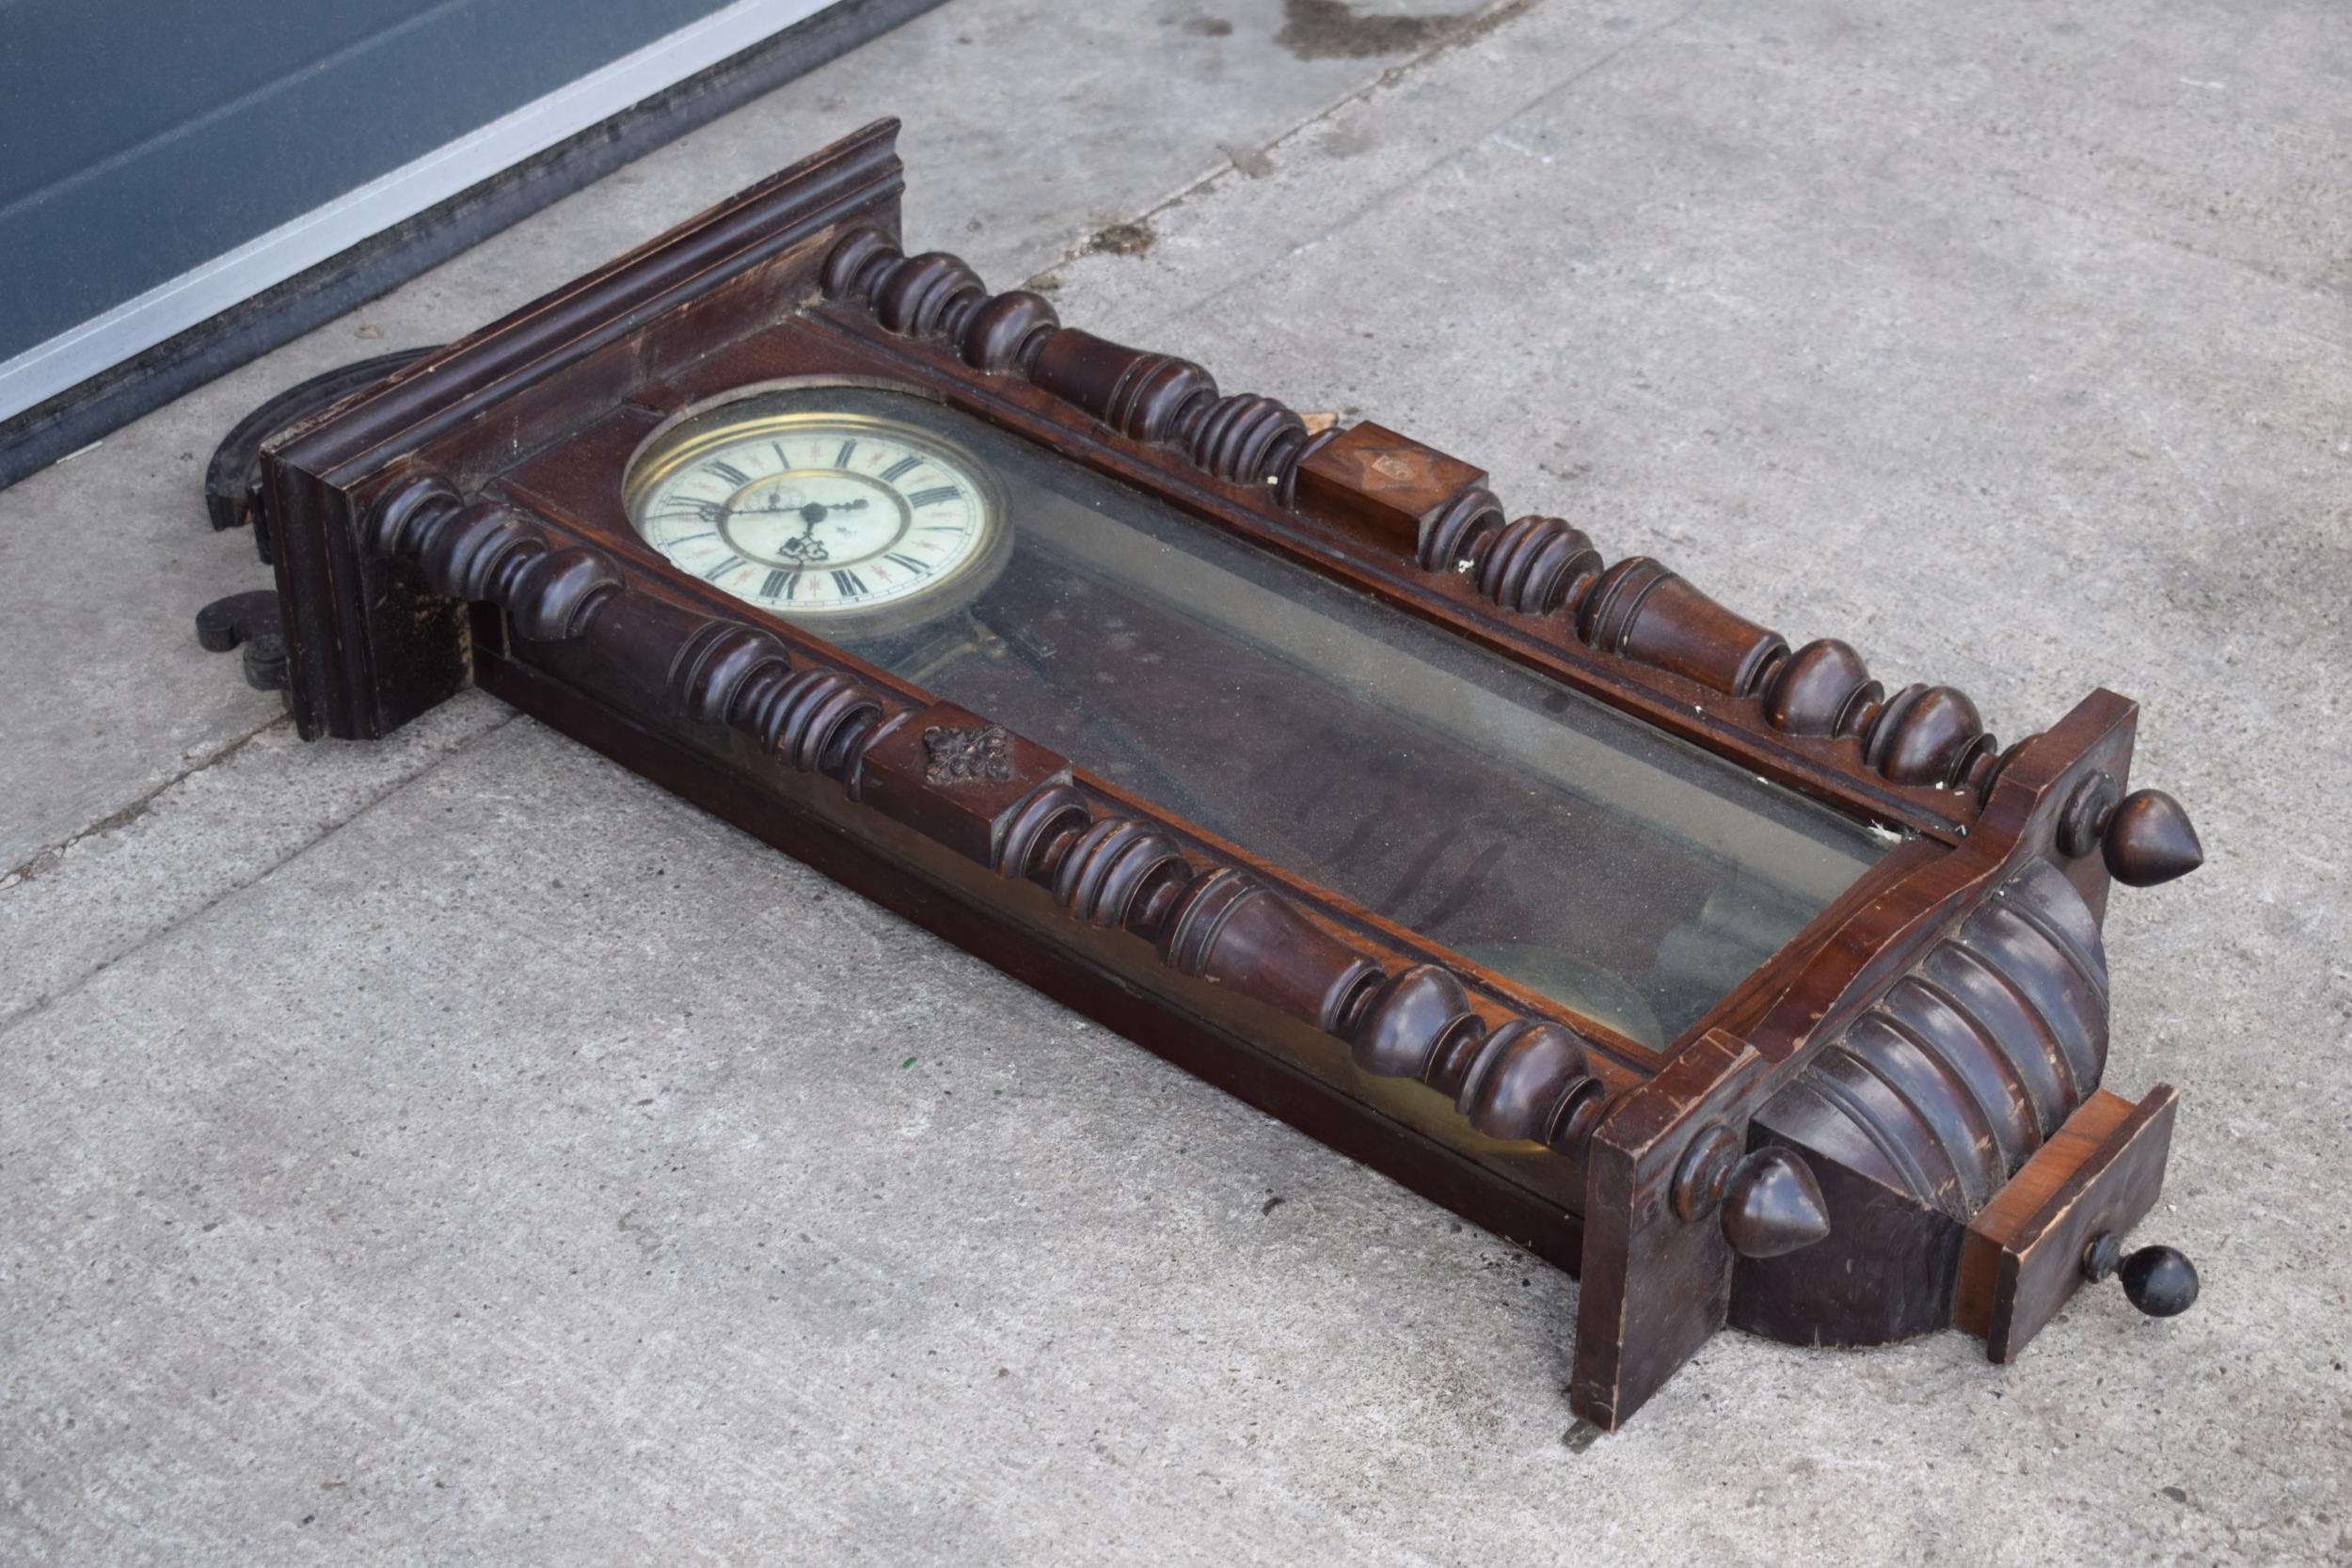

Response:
(201, 120), (2205, 1430)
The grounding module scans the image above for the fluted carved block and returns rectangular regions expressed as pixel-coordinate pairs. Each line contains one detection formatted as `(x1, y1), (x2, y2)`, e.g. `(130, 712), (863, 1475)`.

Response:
(668, 622), (791, 728)
(1055, 816), (1191, 934)
(1471, 515), (1602, 614)
(370, 476), (622, 643)
(1184, 393), (1308, 486)
(743, 667), (883, 775)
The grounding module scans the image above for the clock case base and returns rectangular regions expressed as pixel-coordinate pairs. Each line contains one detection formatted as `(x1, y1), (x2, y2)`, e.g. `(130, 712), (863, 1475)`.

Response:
(238, 119), (2202, 1429)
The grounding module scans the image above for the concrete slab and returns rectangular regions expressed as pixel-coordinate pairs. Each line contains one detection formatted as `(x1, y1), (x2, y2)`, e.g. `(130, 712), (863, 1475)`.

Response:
(6, 0), (2349, 1563)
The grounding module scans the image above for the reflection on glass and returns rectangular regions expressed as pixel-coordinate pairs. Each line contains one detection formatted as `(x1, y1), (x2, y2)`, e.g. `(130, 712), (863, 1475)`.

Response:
(695, 387), (1891, 1048)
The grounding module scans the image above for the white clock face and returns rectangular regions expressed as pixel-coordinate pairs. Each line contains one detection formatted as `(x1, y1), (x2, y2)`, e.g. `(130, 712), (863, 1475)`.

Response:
(627, 409), (1000, 625)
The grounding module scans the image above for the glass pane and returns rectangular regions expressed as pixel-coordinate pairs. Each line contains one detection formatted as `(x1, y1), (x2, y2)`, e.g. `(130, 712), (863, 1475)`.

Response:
(658, 385), (1893, 1048)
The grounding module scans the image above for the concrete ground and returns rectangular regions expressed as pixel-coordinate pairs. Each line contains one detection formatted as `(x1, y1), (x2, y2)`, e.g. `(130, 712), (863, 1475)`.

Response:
(4, 1), (2347, 1562)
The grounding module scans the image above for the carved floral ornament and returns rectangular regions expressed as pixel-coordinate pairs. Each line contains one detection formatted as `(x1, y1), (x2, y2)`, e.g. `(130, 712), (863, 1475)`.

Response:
(922, 723), (1014, 785)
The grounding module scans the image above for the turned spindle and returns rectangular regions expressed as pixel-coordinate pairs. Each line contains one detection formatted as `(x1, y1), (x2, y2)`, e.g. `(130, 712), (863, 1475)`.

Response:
(819, 230), (2026, 804)
(821, 229), (1310, 486)
(1348, 965), (1606, 1151)
(367, 475), (883, 779)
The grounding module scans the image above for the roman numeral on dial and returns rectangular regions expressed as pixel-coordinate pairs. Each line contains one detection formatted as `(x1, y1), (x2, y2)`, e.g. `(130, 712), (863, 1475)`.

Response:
(831, 568), (867, 599)
(760, 568), (799, 600)
(834, 438), (858, 467)
(706, 460), (751, 487)
(879, 456), (920, 483)
(906, 485), (960, 509)
(704, 553), (747, 581)
(884, 553), (931, 575)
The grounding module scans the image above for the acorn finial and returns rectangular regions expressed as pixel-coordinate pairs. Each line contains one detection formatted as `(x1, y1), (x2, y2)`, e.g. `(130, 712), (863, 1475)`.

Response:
(2103, 789), (2203, 887)
(1719, 1148), (1833, 1259)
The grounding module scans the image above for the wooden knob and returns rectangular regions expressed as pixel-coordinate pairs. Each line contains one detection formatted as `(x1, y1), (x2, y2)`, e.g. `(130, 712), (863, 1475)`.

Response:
(2118, 1244), (2200, 1317)
(2103, 789), (2203, 887)
(1671, 1131), (1832, 1259)
(1718, 1148), (1833, 1259)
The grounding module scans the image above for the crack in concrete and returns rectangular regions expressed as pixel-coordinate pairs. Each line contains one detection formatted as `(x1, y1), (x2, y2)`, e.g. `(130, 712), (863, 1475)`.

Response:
(1120, 0), (1717, 337)
(3, 712), (292, 887)
(0, 710), (525, 1040)
(1025, 0), (1540, 289)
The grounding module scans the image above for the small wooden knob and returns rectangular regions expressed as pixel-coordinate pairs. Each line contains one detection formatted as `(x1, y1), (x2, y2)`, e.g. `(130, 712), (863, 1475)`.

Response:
(1719, 1148), (1833, 1259)
(1673, 1132), (1832, 1258)
(2103, 789), (2203, 887)
(2118, 1244), (2200, 1317)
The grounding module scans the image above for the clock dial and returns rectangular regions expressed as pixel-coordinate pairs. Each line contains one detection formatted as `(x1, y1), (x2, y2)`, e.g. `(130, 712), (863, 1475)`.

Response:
(626, 405), (1004, 633)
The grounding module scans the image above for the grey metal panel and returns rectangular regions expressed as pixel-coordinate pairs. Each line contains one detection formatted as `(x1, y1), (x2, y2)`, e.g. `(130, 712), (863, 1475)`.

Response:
(0, 0), (943, 490)
(0, 0), (739, 361)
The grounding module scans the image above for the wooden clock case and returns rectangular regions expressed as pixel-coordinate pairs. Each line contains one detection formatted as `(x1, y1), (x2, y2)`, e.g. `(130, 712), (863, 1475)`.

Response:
(246, 120), (2203, 1430)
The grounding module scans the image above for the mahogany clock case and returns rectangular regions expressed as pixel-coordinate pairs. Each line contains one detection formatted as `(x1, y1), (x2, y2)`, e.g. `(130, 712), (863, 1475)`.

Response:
(221, 120), (2206, 1430)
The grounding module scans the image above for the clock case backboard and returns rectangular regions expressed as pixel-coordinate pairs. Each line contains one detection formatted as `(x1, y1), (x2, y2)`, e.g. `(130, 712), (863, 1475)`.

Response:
(257, 120), (2199, 1429)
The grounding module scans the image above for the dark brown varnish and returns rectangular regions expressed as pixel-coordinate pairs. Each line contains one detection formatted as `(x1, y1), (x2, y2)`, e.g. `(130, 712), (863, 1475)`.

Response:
(254, 120), (2203, 1431)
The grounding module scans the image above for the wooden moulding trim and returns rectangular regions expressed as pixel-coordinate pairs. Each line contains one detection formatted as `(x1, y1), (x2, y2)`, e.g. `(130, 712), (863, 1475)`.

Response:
(277, 118), (910, 488)
(1954, 1085), (2178, 1361)
(368, 473), (1622, 1167)
(265, 119), (910, 742)
(812, 225), (2026, 838)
